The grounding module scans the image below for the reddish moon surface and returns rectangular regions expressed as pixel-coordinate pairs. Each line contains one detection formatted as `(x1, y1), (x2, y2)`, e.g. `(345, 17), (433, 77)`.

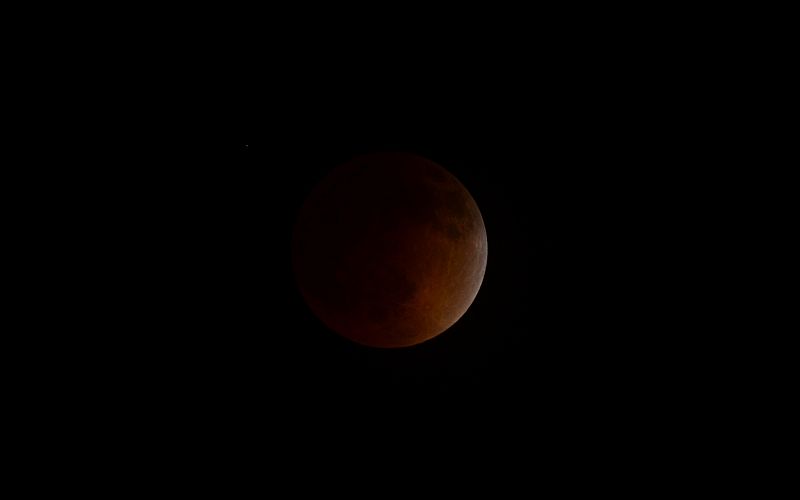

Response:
(291, 152), (487, 348)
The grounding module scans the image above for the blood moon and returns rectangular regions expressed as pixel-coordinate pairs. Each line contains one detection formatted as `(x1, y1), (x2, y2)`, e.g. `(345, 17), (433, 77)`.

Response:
(291, 152), (487, 348)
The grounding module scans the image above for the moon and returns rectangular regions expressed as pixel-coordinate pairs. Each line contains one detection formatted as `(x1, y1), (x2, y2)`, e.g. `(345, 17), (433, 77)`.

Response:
(291, 152), (487, 348)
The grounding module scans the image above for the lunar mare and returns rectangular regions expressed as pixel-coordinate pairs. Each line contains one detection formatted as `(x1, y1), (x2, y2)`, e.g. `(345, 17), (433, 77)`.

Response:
(291, 152), (487, 348)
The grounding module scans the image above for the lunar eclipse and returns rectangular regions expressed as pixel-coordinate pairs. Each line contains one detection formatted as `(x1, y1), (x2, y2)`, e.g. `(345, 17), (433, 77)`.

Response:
(291, 152), (487, 348)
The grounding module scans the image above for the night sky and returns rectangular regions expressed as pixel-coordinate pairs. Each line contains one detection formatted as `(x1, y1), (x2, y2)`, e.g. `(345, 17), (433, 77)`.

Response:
(138, 81), (693, 439)
(74, 31), (732, 467)
(18, 9), (760, 489)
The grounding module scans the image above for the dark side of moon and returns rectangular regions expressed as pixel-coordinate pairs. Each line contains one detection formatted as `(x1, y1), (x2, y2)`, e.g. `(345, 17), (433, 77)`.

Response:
(292, 153), (488, 348)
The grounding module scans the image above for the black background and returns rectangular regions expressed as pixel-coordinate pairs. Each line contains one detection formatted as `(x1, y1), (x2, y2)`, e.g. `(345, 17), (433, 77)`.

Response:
(5, 6), (777, 492)
(10, 7), (774, 491)
(122, 59), (701, 443)
(41, 17), (744, 477)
